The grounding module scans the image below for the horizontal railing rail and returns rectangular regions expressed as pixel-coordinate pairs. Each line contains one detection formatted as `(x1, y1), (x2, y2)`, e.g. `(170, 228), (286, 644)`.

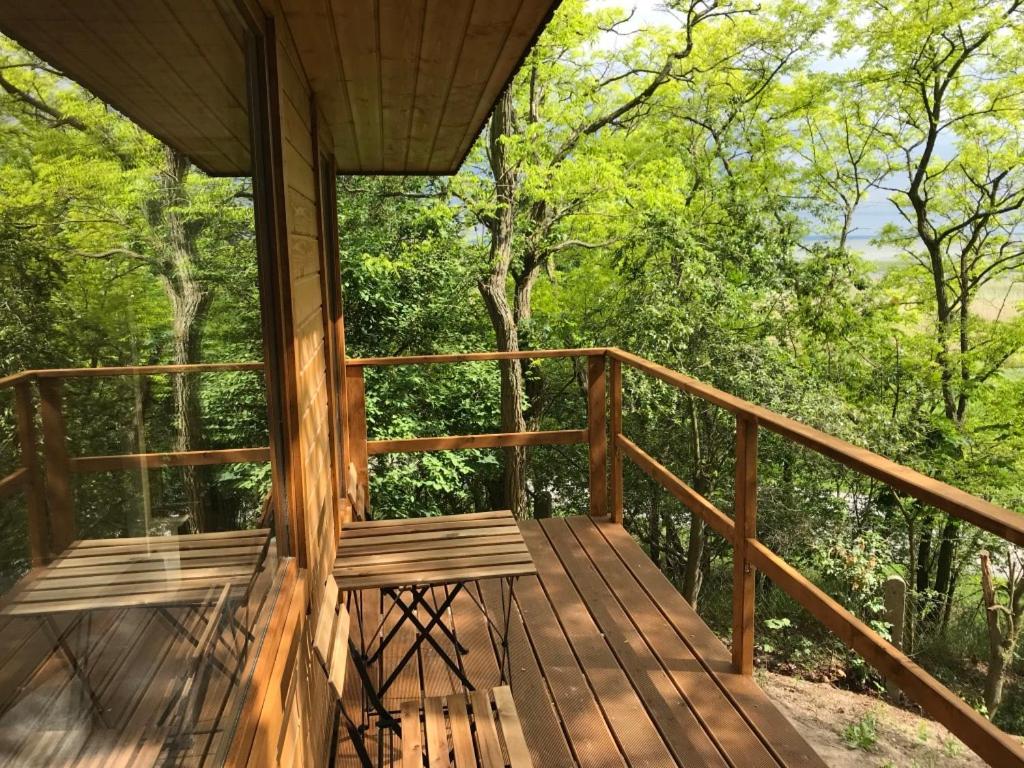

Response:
(344, 349), (608, 519)
(607, 348), (1024, 548)
(0, 362), (269, 564)
(345, 348), (606, 368)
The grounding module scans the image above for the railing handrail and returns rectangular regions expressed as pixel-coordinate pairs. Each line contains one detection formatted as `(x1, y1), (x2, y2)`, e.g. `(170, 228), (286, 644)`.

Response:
(0, 362), (270, 563)
(606, 347), (1024, 548)
(346, 348), (605, 367)
(0, 362), (264, 386)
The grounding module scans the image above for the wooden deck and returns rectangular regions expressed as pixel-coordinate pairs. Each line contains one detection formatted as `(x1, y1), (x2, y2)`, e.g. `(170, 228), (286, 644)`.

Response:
(338, 515), (824, 768)
(0, 556), (283, 767)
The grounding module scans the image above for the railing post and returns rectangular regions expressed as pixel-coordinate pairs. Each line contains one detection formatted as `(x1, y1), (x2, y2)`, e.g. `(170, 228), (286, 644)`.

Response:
(732, 413), (757, 675)
(587, 354), (607, 517)
(608, 357), (623, 524)
(14, 381), (48, 565)
(345, 365), (369, 519)
(38, 378), (75, 553)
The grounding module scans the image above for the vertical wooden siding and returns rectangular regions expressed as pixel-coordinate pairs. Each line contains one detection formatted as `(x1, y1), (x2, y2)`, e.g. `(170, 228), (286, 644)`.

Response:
(232, 4), (348, 765)
(274, 0), (349, 578)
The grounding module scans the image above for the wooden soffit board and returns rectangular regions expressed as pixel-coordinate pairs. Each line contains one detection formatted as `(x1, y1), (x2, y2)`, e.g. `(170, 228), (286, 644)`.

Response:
(0, 0), (251, 177)
(275, 0), (562, 174)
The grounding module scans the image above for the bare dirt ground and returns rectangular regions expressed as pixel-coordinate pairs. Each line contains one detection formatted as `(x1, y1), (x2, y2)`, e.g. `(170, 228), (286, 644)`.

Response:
(760, 671), (988, 768)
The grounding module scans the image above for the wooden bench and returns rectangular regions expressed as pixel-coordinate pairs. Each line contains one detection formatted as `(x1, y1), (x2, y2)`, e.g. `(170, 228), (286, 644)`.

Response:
(400, 686), (532, 768)
(310, 573), (532, 767)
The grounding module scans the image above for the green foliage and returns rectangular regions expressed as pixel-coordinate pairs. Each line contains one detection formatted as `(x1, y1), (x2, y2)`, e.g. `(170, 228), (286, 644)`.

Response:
(841, 711), (880, 752)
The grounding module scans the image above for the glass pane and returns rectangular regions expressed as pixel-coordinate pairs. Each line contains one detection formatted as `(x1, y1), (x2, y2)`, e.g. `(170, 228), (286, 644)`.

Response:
(0, 8), (282, 765)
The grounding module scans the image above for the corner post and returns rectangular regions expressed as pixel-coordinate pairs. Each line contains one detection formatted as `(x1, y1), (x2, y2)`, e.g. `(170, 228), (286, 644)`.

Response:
(587, 354), (608, 517)
(731, 413), (757, 674)
(38, 378), (75, 553)
(14, 381), (48, 565)
(608, 356), (623, 524)
(345, 365), (369, 519)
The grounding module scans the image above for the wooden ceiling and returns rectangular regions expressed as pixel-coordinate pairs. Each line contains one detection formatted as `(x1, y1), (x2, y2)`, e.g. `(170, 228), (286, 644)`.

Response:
(0, 0), (560, 176)
(0, 0), (251, 176)
(276, 0), (561, 174)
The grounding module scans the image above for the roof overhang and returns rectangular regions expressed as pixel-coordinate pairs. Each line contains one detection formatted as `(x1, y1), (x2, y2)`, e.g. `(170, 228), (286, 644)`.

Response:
(0, 0), (561, 176)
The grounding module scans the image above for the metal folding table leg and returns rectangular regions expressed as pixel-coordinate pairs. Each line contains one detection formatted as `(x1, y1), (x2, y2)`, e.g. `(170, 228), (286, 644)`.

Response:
(376, 583), (471, 698)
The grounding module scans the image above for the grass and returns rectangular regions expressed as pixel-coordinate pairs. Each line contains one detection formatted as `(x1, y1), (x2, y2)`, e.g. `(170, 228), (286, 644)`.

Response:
(842, 711), (880, 752)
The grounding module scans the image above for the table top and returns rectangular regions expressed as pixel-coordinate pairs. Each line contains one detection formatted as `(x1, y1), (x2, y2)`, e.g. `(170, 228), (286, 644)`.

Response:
(334, 510), (537, 591)
(0, 528), (271, 616)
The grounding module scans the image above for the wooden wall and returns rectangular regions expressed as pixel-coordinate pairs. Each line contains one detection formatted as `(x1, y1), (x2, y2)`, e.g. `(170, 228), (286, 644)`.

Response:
(229, 3), (349, 764)
(276, 17), (344, 587)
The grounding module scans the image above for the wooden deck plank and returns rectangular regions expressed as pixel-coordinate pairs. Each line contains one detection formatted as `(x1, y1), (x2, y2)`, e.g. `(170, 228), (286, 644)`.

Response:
(540, 518), (733, 768)
(511, 537), (630, 767)
(476, 580), (575, 768)
(565, 516), (780, 767)
(331, 514), (821, 768)
(520, 520), (676, 768)
(596, 521), (827, 768)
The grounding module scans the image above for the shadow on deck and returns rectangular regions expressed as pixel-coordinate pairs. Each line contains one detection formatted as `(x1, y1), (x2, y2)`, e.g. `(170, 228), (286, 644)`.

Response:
(0, 555), (282, 768)
(338, 516), (824, 768)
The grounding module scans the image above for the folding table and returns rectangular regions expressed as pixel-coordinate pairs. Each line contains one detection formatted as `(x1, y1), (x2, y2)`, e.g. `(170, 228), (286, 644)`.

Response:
(333, 510), (537, 733)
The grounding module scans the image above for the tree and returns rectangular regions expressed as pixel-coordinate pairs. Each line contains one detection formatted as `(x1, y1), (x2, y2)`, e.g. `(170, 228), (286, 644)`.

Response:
(980, 548), (1024, 718)
(0, 38), (260, 532)
(457, 0), (774, 517)
(842, 0), (1024, 638)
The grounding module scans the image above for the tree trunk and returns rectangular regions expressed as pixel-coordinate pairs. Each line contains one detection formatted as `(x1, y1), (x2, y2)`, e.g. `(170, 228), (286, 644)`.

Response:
(478, 89), (528, 518)
(682, 517), (705, 606)
(980, 550), (1022, 720)
(682, 397), (708, 605)
(154, 148), (210, 531)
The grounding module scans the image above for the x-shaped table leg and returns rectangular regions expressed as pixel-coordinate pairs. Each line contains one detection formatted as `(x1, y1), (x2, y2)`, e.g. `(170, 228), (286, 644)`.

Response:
(375, 584), (472, 703)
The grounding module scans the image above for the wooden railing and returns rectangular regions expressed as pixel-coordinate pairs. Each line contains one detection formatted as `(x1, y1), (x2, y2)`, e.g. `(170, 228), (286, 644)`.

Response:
(0, 362), (269, 564)
(348, 347), (1024, 767)
(344, 349), (608, 517)
(3, 350), (1022, 763)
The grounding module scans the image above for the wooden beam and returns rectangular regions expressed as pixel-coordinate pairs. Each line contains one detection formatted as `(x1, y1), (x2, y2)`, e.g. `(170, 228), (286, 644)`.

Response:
(609, 357), (623, 524)
(38, 378), (74, 554)
(14, 381), (47, 566)
(70, 447), (270, 473)
(587, 356), (607, 517)
(748, 539), (1024, 767)
(346, 348), (606, 367)
(731, 415), (757, 676)
(367, 429), (587, 455)
(608, 347), (1024, 548)
(616, 434), (735, 542)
